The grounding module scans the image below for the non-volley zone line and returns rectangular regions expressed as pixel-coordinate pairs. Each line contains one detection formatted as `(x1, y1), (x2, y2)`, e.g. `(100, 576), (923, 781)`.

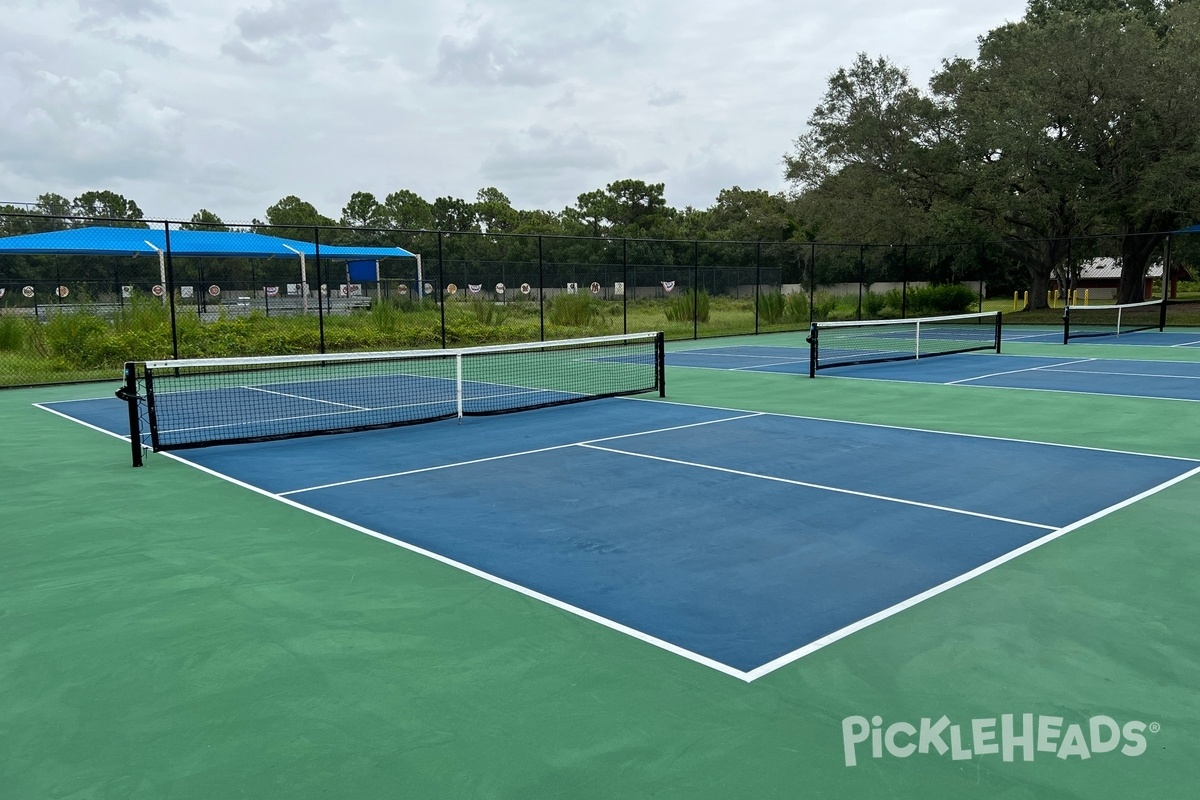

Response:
(279, 412), (766, 495)
(223, 408), (1198, 678)
(37, 394), (1200, 679)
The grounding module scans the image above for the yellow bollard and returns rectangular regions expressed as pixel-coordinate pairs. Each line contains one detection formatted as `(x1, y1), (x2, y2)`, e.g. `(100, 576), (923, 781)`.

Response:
(1013, 291), (1019, 311)
(1023, 291), (1029, 308)
(1084, 289), (1089, 306)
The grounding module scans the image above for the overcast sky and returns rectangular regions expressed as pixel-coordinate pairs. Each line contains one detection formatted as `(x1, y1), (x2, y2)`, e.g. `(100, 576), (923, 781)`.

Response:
(1, 0), (1027, 223)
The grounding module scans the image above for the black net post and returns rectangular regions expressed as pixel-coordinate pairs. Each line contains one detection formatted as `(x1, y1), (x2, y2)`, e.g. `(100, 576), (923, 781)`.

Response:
(656, 331), (666, 397)
(995, 311), (1003, 354)
(807, 323), (818, 378)
(119, 362), (143, 467)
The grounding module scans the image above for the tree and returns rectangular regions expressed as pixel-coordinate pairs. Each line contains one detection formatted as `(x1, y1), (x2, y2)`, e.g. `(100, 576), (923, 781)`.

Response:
(935, 0), (1200, 303)
(430, 196), (479, 233)
(473, 187), (518, 234)
(72, 190), (147, 226)
(35, 193), (73, 221)
(380, 190), (433, 230)
(182, 209), (228, 231)
(783, 54), (953, 246)
(340, 192), (386, 228)
(258, 195), (335, 241)
(562, 180), (676, 238)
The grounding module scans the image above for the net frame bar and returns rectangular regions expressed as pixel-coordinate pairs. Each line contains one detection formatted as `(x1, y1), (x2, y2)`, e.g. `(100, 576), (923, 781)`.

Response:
(1062, 299), (1166, 343)
(807, 311), (1002, 378)
(120, 332), (665, 466)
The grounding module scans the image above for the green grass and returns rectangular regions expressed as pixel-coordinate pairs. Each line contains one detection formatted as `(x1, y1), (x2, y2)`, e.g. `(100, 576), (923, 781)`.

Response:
(0, 295), (773, 387)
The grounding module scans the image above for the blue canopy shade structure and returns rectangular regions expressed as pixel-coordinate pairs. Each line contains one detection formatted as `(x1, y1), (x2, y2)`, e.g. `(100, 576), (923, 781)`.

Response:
(0, 226), (416, 260)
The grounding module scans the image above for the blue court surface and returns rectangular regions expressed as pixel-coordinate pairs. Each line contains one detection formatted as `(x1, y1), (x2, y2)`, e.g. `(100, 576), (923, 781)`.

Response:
(41, 393), (1200, 680)
(668, 346), (1200, 401)
(1003, 327), (1200, 346)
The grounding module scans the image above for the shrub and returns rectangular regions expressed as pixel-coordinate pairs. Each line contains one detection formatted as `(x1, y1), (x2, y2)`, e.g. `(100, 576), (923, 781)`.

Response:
(758, 291), (785, 324)
(0, 316), (26, 351)
(464, 298), (511, 326)
(904, 283), (977, 315)
(547, 292), (601, 326)
(863, 291), (888, 318)
(810, 292), (842, 321)
(785, 293), (812, 322)
(664, 289), (710, 323)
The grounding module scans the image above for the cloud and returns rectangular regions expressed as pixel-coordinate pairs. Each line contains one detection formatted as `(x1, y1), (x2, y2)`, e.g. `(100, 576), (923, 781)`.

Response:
(434, 23), (556, 87)
(0, 55), (184, 185)
(648, 87), (685, 107)
(222, 0), (349, 65)
(433, 11), (639, 88)
(76, 0), (170, 23)
(481, 125), (620, 183)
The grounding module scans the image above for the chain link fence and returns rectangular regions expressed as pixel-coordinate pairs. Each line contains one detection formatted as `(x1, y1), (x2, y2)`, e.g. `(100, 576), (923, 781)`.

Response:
(0, 213), (1192, 387)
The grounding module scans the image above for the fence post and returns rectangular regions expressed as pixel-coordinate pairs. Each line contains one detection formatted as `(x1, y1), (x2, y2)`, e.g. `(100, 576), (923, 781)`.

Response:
(438, 232), (447, 349)
(901, 243), (909, 319)
(622, 238), (629, 334)
(164, 222), (179, 359)
(856, 245), (865, 320)
(314, 227), (326, 354)
(754, 241), (761, 335)
(538, 235), (545, 341)
(977, 242), (985, 312)
(693, 240), (699, 339)
(809, 242), (816, 324)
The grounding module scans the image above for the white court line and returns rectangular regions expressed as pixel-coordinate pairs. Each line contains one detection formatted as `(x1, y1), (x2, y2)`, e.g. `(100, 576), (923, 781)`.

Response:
(1041, 367), (1200, 381)
(826, 373), (1200, 406)
(945, 358), (1096, 385)
(731, 359), (808, 371)
(33, 398), (1200, 682)
(578, 444), (1056, 531)
(1170, 339), (1200, 348)
(633, 396), (1200, 463)
(743, 463), (1200, 681)
(243, 385), (370, 410)
(154, 450), (755, 682)
(279, 412), (765, 495)
(34, 403), (133, 444)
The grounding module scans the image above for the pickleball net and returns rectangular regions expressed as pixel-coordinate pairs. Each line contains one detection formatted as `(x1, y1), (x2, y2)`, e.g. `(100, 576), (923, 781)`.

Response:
(119, 332), (665, 465)
(806, 311), (1002, 377)
(1062, 299), (1164, 342)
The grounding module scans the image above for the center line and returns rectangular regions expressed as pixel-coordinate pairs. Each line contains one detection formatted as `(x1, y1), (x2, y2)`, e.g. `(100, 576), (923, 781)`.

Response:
(579, 444), (1057, 530)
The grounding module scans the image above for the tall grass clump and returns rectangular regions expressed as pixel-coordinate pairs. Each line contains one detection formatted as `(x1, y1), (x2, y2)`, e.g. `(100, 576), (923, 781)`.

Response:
(464, 298), (511, 326)
(664, 289), (710, 323)
(547, 292), (601, 326)
(758, 291), (785, 324)
(0, 316), (27, 351)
